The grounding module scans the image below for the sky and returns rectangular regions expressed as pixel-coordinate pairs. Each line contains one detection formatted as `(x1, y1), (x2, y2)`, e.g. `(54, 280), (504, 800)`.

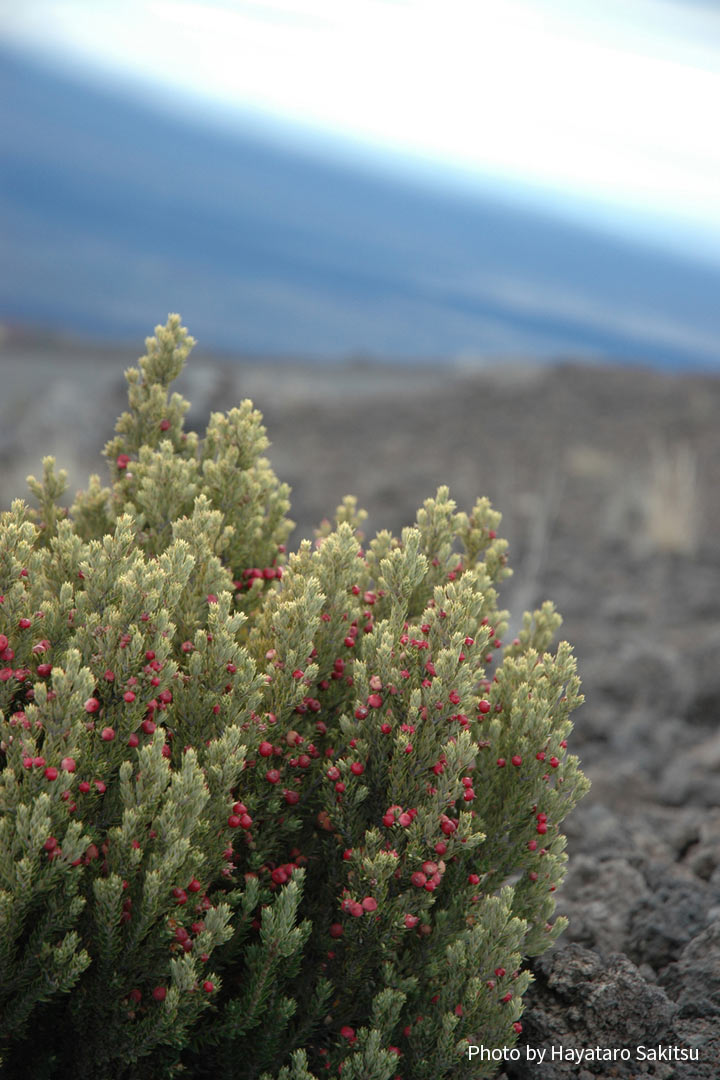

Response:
(2, 0), (720, 262)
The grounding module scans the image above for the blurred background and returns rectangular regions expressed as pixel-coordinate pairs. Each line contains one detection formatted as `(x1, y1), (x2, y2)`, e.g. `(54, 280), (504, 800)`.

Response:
(2, 2), (720, 1059)
(1, 0), (720, 365)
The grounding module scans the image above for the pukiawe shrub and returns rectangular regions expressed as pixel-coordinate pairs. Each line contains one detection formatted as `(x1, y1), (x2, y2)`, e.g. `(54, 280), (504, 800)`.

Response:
(0, 316), (589, 1080)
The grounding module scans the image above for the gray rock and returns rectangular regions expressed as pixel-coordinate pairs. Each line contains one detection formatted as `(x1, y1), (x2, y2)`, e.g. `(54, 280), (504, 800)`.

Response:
(627, 869), (719, 972)
(556, 856), (649, 956)
(659, 920), (720, 1019)
(504, 945), (676, 1079)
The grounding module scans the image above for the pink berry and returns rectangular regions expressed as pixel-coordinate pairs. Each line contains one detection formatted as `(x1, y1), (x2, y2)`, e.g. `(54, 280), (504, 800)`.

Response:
(511, 755), (522, 767)
(350, 762), (364, 776)
(60, 757), (76, 772)
(101, 727), (115, 741)
(123, 691), (136, 703)
(202, 980), (214, 993)
(84, 697), (100, 714)
(152, 986), (166, 1002)
(44, 767), (58, 781)
(361, 896), (378, 912)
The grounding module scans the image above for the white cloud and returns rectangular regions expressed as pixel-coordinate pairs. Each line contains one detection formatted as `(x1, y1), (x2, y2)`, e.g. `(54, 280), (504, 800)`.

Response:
(3, 0), (720, 252)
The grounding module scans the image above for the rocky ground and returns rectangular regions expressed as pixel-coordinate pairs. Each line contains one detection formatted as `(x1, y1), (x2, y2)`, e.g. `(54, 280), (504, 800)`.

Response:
(1, 334), (719, 1077)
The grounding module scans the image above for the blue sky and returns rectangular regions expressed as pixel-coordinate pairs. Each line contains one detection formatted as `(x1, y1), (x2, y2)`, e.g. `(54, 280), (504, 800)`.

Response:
(3, 0), (720, 262)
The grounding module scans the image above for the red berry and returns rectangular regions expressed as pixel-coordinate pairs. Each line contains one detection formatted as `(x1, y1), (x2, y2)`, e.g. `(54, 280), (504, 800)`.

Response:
(18, 618), (32, 630)
(188, 877), (202, 892)
(550, 756), (560, 768)
(78, 781), (91, 793)
(43, 836), (58, 852)
(127, 733), (139, 747)
(350, 762), (364, 776)
(152, 986), (167, 1002)
(101, 727), (115, 741)
(202, 980), (214, 993)
(123, 691), (136, 703)
(511, 755), (522, 767)
(496, 758), (506, 768)
(60, 756), (76, 772)
(258, 741), (273, 757)
(44, 767), (58, 781)
(404, 914), (419, 928)
(329, 923), (344, 938)
(367, 693), (382, 709)
(227, 815), (241, 828)
(265, 769), (280, 784)
(477, 699), (491, 714)
(361, 896), (378, 912)
(141, 719), (156, 734)
(129, 989), (142, 1004)
(84, 697), (100, 714)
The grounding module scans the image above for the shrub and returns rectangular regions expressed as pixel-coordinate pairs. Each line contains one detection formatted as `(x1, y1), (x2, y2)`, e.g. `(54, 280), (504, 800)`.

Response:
(0, 316), (589, 1079)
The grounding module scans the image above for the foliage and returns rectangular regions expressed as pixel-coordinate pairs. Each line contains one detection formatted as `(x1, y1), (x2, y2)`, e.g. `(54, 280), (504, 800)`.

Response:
(0, 316), (589, 1079)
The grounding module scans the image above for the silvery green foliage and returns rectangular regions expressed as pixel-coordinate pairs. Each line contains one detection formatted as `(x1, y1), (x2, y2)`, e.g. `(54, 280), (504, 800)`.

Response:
(0, 317), (588, 1080)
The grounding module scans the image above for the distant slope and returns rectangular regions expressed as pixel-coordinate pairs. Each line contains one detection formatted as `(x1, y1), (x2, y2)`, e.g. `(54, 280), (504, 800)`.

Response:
(1, 44), (719, 367)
